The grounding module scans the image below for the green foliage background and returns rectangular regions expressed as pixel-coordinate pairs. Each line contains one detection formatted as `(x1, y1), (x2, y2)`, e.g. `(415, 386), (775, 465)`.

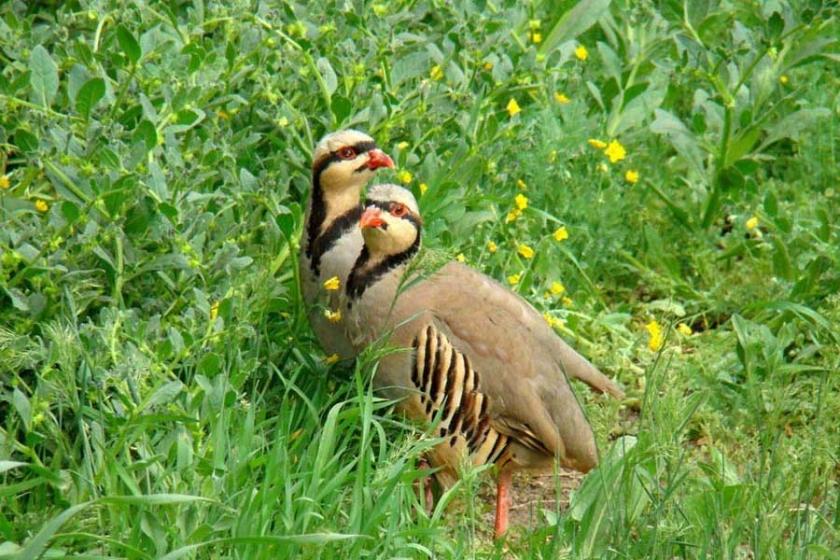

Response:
(1, 0), (838, 557)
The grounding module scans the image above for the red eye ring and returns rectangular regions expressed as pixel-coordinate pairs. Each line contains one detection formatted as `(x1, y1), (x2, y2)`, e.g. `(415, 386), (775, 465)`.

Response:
(337, 147), (357, 160)
(390, 202), (408, 217)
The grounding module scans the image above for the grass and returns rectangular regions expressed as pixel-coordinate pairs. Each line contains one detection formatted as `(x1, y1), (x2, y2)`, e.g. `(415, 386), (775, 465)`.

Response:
(1, 0), (838, 557)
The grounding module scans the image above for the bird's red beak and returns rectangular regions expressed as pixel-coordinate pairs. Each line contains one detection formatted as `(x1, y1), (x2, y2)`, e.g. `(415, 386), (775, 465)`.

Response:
(360, 207), (385, 229)
(366, 149), (394, 170)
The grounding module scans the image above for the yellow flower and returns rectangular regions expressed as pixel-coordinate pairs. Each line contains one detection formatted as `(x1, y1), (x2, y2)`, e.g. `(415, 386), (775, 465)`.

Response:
(323, 276), (341, 291)
(575, 45), (589, 61)
(746, 216), (759, 230)
(483, 61), (494, 71)
(531, 32), (542, 44)
(324, 353), (340, 365)
(548, 149), (557, 163)
(516, 179), (528, 190)
(507, 273), (521, 286)
(430, 65), (444, 81)
(506, 209), (521, 223)
(604, 140), (626, 163)
(216, 109), (230, 120)
(646, 320), (663, 352)
(324, 309), (342, 323)
(588, 139), (607, 150)
(554, 92), (570, 104)
(372, 4), (387, 16)
(550, 281), (566, 295)
(553, 226), (569, 241)
(543, 312), (564, 329)
(529, 19), (541, 30)
(397, 141), (409, 150)
(397, 170), (413, 184)
(456, 253), (466, 263)
(625, 169), (639, 184)
(0, 175), (9, 189)
(35, 199), (49, 213)
(561, 296), (573, 307)
(517, 243), (535, 259)
(515, 193), (528, 210)
(209, 301), (219, 321)
(506, 98), (521, 117)
(486, 240), (498, 253)
(419, 182), (429, 195)
(676, 323), (693, 336)
(597, 162), (609, 173)
(779, 74), (789, 85)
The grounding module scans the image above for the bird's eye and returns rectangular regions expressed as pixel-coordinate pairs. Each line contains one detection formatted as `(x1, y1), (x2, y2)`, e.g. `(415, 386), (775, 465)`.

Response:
(337, 147), (357, 160)
(390, 202), (408, 217)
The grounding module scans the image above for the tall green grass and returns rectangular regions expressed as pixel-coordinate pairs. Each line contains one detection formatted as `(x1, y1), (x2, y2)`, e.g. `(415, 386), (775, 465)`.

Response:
(1, 0), (838, 557)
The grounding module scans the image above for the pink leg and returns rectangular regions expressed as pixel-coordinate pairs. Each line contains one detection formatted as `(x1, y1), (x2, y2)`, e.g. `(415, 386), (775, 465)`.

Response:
(416, 458), (434, 514)
(494, 469), (513, 539)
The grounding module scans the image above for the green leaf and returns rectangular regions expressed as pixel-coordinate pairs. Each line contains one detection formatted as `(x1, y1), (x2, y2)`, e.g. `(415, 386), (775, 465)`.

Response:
(650, 109), (705, 175)
(117, 25), (141, 64)
(29, 45), (59, 107)
(540, 0), (612, 54)
(0, 461), (29, 474)
(316, 57), (338, 96)
(99, 494), (213, 506)
(74, 77), (105, 119)
(16, 502), (92, 560)
(771, 237), (794, 281)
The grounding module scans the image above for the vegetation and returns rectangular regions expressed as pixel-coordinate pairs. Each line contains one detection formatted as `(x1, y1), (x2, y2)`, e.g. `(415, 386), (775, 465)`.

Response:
(1, 0), (838, 557)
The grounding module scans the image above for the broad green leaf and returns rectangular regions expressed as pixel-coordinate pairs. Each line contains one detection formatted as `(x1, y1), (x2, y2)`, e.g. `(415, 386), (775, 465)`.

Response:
(650, 109), (705, 175)
(316, 57), (338, 96)
(74, 77), (105, 119)
(29, 45), (58, 107)
(117, 25), (141, 64)
(540, 0), (612, 54)
(0, 461), (29, 474)
(16, 502), (92, 560)
(99, 494), (214, 506)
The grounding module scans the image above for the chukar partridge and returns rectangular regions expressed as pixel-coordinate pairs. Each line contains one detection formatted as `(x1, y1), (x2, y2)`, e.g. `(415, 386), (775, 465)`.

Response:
(299, 130), (394, 358)
(343, 184), (621, 537)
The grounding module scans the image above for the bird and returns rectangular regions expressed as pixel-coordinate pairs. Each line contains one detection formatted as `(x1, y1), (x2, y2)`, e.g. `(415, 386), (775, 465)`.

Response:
(299, 129), (394, 359)
(341, 183), (622, 537)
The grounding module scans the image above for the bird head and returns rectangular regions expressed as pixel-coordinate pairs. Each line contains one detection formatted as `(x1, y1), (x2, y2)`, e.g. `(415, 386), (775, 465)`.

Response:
(359, 184), (422, 258)
(311, 130), (394, 197)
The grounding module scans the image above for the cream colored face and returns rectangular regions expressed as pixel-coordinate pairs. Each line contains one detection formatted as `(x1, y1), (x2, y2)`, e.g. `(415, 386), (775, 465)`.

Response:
(313, 130), (390, 194)
(361, 184), (422, 258)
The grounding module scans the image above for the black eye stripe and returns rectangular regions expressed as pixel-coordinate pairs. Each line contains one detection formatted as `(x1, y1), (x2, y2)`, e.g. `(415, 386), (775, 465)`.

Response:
(331, 141), (376, 157)
(312, 141), (378, 179)
(364, 199), (422, 228)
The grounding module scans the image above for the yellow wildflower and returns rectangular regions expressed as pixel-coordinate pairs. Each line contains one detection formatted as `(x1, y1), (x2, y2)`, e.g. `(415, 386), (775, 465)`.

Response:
(676, 323), (693, 336)
(529, 19), (541, 30)
(397, 141), (409, 150)
(397, 170), (413, 184)
(550, 281), (566, 296)
(531, 32), (542, 44)
(515, 193), (528, 210)
(779, 74), (789, 85)
(553, 226), (569, 241)
(575, 45), (589, 61)
(324, 309), (342, 323)
(483, 61), (493, 71)
(517, 243), (535, 259)
(430, 65), (444, 81)
(625, 169), (639, 184)
(548, 149), (557, 163)
(506, 209), (521, 223)
(456, 253), (466, 263)
(543, 312), (564, 329)
(516, 179), (528, 190)
(487, 240), (498, 253)
(35, 199), (49, 213)
(372, 4), (387, 16)
(324, 353), (340, 365)
(419, 182), (429, 195)
(554, 92), (570, 104)
(507, 273), (521, 286)
(506, 98), (521, 117)
(323, 276), (341, 291)
(597, 162), (609, 173)
(604, 140), (626, 163)
(746, 216), (759, 230)
(216, 109), (230, 120)
(646, 320), (664, 352)
(209, 301), (219, 321)
(0, 175), (9, 189)
(588, 139), (607, 150)
(561, 296), (573, 307)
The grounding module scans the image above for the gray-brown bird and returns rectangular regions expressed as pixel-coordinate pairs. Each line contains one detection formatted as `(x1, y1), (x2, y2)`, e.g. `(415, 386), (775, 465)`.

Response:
(299, 130), (394, 358)
(341, 183), (621, 537)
